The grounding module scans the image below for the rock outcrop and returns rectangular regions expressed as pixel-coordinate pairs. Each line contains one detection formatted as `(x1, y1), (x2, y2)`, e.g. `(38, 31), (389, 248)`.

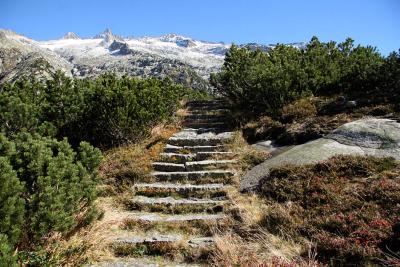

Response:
(241, 118), (400, 191)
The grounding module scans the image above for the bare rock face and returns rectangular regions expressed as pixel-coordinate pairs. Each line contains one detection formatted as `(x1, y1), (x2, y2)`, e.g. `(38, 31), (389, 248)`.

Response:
(62, 32), (80, 39)
(241, 118), (400, 191)
(108, 40), (133, 55)
(0, 29), (223, 90)
(0, 29), (73, 84)
(0, 28), (305, 90)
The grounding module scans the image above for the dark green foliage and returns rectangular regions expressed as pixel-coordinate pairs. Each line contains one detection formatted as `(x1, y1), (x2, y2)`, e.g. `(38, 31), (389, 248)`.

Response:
(0, 72), (191, 148)
(211, 37), (399, 119)
(259, 155), (400, 265)
(0, 234), (17, 267)
(0, 72), (201, 263)
(0, 157), (25, 246)
(0, 133), (102, 244)
(211, 44), (307, 116)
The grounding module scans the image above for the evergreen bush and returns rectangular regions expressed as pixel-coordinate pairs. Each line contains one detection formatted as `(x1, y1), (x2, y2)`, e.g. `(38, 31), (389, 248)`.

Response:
(0, 133), (102, 243)
(0, 72), (190, 148)
(211, 37), (399, 119)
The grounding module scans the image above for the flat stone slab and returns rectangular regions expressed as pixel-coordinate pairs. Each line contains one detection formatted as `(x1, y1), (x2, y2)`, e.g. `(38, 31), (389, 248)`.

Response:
(115, 234), (182, 244)
(185, 114), (227, 120)
(159, 153), (196, 163)
(152, 162), (186, 172)
(188, 237), (214, 247)
(151, 170), (236, 180)
(327, 118), (400, 149)
(89, 259), (200, 267)
(182, 122), (229, 130)
(195, 151), (235, 160)
(168, 131), (233, 146)
(134, 182), (225, 191)
(132, 196), (227, 205)
(185, 159), (236, 171)
(188, 108), (230, 115)
(241, 118), (400, 191)
(124, 212), (226, 222)
(164, 144), (228, 153)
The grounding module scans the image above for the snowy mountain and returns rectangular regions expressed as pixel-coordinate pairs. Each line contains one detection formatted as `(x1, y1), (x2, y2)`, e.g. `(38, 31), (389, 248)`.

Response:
(0, 28), (305, 89)
(0, 29), (73, 84)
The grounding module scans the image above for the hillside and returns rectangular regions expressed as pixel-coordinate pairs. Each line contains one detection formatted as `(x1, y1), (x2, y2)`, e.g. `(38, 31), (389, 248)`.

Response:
(0, 29), (304, 90)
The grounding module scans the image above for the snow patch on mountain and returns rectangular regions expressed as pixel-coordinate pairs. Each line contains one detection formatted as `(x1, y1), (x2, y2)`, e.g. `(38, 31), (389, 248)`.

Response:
(0, 28), (305, 89)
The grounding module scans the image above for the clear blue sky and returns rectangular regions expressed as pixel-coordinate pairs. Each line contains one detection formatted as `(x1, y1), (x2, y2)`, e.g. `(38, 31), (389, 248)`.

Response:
(1, 0), (399, 55)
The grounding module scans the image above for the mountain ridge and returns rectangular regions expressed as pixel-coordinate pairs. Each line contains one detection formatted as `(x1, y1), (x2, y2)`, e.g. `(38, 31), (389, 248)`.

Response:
(0, 28), (305, 89)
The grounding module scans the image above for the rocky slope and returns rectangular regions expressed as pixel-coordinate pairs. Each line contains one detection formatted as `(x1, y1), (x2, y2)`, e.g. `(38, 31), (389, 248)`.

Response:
(0, 29), (73, 83)
(241, 118), (400, 191)
(0, 28), (304, 89)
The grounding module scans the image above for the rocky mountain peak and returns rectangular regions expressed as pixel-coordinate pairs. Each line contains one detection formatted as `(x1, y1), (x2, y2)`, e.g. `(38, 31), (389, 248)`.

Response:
(160, 33), (186, 42)
(94, 28), (112, 39)
(62, 32), (80, 40)
(159, 33), (196, 48)
(94, 28), (123, 45)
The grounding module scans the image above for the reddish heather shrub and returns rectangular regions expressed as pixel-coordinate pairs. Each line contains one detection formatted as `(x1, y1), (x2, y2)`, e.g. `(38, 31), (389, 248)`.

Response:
(259, 155), (400, 265)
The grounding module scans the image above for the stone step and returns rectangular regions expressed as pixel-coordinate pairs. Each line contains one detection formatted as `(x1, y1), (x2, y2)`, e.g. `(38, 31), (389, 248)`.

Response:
(188, 108), (230, 115)
(115, 235), (214, 247)
(89, 258), (201, 267)
(187, 103), (228, 109)
(151, 170), (236, 183)
(196, 151), (236, 161)
(168, 131), (233, 146)
(182, 127), (232, 134)
(182, 122), (229, 129)
(127, 196), (228, 214)
(121, 212), (231, 237)
(186, 106), (229, 112)
(184, 119), (226, 125)
(186, 101), (227, 106)
(185, 159), (236, 171)
(186, 100), (226, 104)
(153, 160), (234, 172)
(133, 183), (228, 198)
(164, 144), (228, 153)
(159, 153), (196, 163)
(159, 152), (235, 163)
(185, 114), (227, 121)
(123, 212), (227, 223)
(152, 162), (186, 172)
(112, 234), (215, 260)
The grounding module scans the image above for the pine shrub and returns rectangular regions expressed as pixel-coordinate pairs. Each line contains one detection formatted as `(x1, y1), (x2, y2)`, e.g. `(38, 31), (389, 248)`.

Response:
(0, 72), (191, 148)
(0, 133), (102, 243)
(211, 37), (399, 120)
(0, 234), (17, 267)
(0, 157), (25, 246)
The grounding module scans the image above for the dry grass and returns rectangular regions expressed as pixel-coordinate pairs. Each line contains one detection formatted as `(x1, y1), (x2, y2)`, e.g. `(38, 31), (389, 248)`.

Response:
(40, 122), (183, 266)
(229, 131), (270, 176)
(176, 107), (190, 118)
(281, 98), (318, 123)
(35, 197), (131, 266)
(122, 217), (232, 236)
(99, 122), (181, 188)
(211, 230), (315, 267)
(134, 186), (227, 199)
(205, 134), (318, 266)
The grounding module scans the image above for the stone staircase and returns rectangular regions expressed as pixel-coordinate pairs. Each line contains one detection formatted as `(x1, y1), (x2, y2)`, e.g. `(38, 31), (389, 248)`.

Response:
(99, 100), (236, 266)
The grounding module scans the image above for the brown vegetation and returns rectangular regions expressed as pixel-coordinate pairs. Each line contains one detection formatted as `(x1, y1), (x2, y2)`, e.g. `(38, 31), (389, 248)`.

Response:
(242, 96), (398, 146)
(259, 155), (400, 266)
